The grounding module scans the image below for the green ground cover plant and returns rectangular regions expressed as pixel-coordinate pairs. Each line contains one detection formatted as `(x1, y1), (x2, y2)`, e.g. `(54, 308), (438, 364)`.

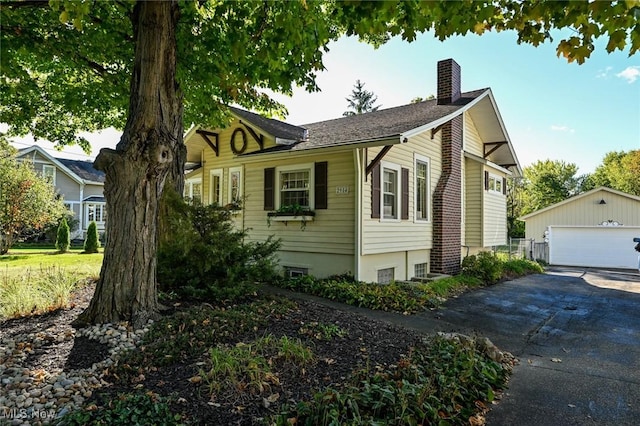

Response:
(275, 334), (510, 425)
(277, 254), (543, 314)
(58, 392), (183, 426)
(277, 274), (484, 313)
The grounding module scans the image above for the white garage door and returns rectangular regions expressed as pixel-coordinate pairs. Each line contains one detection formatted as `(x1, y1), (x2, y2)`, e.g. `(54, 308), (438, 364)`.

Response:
(549, 226), (640, 269)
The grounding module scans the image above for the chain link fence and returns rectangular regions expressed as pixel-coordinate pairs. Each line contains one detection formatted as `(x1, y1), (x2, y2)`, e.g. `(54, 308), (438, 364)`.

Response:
(493, 238), (548, 263)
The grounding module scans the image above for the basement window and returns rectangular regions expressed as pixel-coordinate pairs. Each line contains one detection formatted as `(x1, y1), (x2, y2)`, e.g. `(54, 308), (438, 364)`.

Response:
(285, 267), (309, 278)
(377, 267), (395, 284)
(414, 263), (428, 279)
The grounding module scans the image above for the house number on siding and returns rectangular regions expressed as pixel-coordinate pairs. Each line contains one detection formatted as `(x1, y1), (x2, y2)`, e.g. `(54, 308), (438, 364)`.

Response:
(336, 186), (350, 194)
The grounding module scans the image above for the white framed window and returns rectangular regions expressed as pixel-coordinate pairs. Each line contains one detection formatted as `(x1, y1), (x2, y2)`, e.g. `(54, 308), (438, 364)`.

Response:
(42, 164), (56, 186)
(415, 154), (430, 222)
(381, 162), (401, 220)
(228, 167), (243, 204)
(487, 173), (503, 194)
(185, 177), (203, 204)
(86, 203), (107, 224)
(276, 163), (314, 209)
(209, 169), (223, 206)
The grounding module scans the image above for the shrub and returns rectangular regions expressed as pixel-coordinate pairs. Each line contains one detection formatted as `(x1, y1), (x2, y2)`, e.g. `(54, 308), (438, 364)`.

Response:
(84, 221), (101, 253)
(44, 211), (78, 243)
(503, 258), (544, 276)
(157, 189), (281, 302)
(55, 218), (70, 253)
(461, 251), (503, 284)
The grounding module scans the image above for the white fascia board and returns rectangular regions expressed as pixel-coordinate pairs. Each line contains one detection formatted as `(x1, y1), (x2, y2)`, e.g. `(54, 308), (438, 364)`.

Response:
(463, 152), (513, 176)
(400, 89), (490, 140)
(183, 124), (199, 141)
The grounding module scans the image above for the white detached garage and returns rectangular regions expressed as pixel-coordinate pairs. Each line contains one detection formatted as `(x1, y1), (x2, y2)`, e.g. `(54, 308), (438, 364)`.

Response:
(520, 187), (640, 270)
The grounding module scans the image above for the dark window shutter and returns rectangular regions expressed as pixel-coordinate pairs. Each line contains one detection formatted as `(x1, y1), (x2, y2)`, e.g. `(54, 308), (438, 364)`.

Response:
(371, 164), (381, 218)
(314, 161), (328, 209)
(264, 167), (275, 210)
(502, 177), (507, 195)
(484, 171), (489, 191)
(401, 167), (409, 220)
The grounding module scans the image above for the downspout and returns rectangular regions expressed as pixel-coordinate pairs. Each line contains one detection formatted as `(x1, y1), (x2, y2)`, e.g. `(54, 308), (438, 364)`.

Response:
(354, 148), (362, 280)
(79, 183), (84, 235)
(201, 149), (205, 202)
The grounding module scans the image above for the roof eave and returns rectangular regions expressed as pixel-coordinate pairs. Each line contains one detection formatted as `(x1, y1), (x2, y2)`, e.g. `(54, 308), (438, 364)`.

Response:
(400, 89), (489, 140)
(484, 89), (523, 177)
(17, 145), (85, 185)
(518, 186), (640, 221)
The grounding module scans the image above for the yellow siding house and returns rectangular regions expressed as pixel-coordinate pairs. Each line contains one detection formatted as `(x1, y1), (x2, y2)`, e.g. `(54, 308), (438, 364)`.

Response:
(184, 59), (522, 282)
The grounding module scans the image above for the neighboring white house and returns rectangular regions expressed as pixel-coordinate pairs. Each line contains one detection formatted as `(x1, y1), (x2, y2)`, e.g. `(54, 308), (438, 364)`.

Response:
(519, 186), (640, 270)
(16, 145), (106, 239)
(184, 58), (522, 282)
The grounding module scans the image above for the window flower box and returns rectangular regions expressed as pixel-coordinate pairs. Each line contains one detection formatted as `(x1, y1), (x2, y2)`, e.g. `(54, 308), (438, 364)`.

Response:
(267, 208), (315, 229)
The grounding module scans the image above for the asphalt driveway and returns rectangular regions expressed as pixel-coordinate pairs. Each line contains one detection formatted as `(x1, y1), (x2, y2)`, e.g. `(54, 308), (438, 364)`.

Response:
(429, 267), (640, 426)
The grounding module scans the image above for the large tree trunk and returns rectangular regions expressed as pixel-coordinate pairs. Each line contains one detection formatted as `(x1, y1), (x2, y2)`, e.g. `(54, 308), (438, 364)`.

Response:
(74, 0), (185, 328)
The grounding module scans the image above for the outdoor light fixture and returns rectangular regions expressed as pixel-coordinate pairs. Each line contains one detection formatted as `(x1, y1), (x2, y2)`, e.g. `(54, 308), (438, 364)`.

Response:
(598, 199), (606, 205)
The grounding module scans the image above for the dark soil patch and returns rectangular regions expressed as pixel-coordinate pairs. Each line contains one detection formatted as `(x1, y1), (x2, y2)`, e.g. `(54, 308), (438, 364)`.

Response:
(65, 336), (112, 370)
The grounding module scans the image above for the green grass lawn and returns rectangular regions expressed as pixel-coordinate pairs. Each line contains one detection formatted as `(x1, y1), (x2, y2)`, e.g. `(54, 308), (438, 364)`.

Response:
(0, 247), (103, 320)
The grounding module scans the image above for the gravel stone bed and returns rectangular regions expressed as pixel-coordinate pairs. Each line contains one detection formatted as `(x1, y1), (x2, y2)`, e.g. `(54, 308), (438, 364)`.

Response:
(0, 284), (150, 425)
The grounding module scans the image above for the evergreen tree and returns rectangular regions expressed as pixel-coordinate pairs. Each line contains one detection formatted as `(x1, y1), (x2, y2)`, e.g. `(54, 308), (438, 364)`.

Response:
(343, 80), (381, 116)
(84, 221), (101, 253)
(55, 218), (70, 253)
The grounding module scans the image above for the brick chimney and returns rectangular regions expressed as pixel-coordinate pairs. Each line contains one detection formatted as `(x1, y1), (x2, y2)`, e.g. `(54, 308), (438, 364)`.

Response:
(437, 59), (461, 105)
(431, 59), (463, 275)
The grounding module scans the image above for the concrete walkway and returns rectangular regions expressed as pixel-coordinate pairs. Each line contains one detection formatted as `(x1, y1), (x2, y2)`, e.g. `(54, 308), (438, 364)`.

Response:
(265, 268), (640, 425)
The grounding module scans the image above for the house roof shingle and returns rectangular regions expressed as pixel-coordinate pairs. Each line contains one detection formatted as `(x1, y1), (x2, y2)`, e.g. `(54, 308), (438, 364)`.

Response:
(241, 89), (488, 155)
(229, 106), (307, 142)
(58, 158), (105, 183)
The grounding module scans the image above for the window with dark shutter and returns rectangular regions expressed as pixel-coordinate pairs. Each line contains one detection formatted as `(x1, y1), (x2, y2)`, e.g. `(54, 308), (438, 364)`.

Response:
(264, 167), (275, 210)
(484, 171), (489, 191)
(314, 161), (328, 209)
(371, 164), (380, 218)
(401, 167), (409, 220)
(502, 177), (507, 195)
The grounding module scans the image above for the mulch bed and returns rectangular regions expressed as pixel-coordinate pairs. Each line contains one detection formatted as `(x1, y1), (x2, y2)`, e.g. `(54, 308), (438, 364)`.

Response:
(0, 285), (430, 425)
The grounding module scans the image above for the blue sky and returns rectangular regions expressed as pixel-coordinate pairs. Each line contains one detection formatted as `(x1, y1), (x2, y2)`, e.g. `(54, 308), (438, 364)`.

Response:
(10, 29), (640, 175)
(271, 30), (640, 175)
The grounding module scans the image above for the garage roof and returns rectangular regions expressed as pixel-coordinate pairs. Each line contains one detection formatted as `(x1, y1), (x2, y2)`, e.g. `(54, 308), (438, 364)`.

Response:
(519, 186), (640, 221)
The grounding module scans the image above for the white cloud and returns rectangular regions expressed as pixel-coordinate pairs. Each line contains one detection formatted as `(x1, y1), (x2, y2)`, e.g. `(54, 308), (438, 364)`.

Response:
(616, 66), (640, 83)
(596, 66), (613, 79)
(550, 125), (575, 133)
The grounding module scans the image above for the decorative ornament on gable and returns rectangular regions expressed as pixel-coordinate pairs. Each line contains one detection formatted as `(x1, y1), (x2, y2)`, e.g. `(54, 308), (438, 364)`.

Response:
(599, 220), (623, 226)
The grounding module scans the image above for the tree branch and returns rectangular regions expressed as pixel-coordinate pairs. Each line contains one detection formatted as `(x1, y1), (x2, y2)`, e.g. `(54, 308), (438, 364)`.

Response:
(1, 0), (49, 7)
